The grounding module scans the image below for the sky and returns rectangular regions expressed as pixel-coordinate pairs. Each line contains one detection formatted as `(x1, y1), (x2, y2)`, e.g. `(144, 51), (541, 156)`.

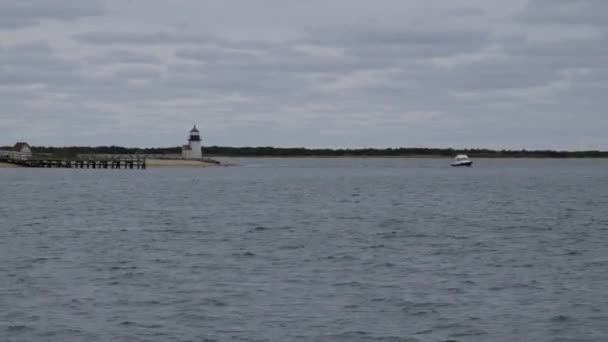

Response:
(0, 0), (607, 150)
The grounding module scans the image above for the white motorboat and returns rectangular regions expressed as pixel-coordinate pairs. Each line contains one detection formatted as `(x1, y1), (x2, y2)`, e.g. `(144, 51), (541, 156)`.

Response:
(451, 154), (473, 167)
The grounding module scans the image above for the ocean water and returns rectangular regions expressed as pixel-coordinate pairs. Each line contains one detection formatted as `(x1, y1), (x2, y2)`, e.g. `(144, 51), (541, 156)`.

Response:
(1, 158), (608, 342)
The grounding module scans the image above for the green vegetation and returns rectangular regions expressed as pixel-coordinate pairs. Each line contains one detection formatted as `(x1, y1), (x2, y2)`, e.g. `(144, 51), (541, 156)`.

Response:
(29, 146), (180, 158)
(25, 145), (608, 158)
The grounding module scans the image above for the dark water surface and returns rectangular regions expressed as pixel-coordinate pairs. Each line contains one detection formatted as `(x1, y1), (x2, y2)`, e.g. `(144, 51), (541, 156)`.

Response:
(1, 158), (608, 341)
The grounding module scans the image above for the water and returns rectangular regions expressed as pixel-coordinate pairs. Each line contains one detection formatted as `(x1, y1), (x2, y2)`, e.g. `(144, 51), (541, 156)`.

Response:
(1, 158), (608, 342)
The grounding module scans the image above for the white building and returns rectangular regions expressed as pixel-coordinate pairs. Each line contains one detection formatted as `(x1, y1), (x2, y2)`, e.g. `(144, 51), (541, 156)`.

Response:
(13, 142), (32, 159)
(0, 142), (32, 160)
(182, 126), (202, 159)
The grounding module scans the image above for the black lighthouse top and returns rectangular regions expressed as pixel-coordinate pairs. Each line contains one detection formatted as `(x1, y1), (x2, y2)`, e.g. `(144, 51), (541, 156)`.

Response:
(188, 125), (201, 141)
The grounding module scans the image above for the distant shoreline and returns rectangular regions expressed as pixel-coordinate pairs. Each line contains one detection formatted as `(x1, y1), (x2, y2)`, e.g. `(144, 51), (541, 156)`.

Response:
(4, 145), (608, 160)
(210, 155), (608, 159)
(16, 146), (607, 159)
(145, 159), (224, 167)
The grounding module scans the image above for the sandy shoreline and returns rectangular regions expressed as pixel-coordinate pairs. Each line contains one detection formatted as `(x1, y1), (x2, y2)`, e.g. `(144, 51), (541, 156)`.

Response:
(145, 159), (223, 167)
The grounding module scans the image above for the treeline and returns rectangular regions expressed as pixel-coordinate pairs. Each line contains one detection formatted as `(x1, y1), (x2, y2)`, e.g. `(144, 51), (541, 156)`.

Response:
(202, 146), (608, 158)
(203, 146), (608, 158)
(26, 145), (608, 158)
(31, 146), (182, 157)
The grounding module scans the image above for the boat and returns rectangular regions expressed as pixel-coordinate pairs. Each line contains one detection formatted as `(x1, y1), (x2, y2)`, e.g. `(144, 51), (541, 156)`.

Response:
(451, 154), (473, 167)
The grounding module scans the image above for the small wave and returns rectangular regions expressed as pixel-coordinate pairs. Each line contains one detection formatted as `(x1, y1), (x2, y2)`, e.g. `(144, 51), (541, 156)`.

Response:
(585, 259), (608, 267)
(377, 337), (421, 342)
(550, 314), (573, 322)
(185, 252), (211, 257)
(489, 281), (542, 291)
(370, 297), (388, 302)
(446, 287), (465, 294)
(407, 233), (430, 238)
(232, 251), (256, 257)
(137, 323), (163, 329)
(377, 231), (398, 239)
(415, 329), (433, 335)
(6, 325), (34, 332)
(109, 266), (138, 271)
(29, 257), (48, 263)
(401, 300), (452, 316)
(366, 244), (386, 249)
(378, 218), (405, 228)
(202, 298), (227, 307)
(410, 310), (435, 316)
(337, 215), (363, 220)
(324, 331), (368, 340)
(447, 235), (469, 240)
(449, 328), (488, 337)
(279, 244), (304, 250)
(323, 255), (356, 261)
(333, 281), (364, 287)
(247, 226), (268, 233)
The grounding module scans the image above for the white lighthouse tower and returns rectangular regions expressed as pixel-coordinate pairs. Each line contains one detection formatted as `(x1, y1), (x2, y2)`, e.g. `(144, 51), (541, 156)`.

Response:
(182, 125), (202, 159)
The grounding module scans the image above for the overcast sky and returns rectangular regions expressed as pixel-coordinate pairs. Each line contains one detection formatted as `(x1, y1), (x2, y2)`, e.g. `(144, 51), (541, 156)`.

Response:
(1, 0), (606, 149)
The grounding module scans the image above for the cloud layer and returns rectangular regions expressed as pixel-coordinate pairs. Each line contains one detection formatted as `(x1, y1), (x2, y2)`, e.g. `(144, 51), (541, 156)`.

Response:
(0, 0), (606, 149)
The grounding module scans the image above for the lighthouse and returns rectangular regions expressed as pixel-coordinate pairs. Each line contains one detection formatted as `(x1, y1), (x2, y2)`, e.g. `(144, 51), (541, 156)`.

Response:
(181, 125), (202, 159)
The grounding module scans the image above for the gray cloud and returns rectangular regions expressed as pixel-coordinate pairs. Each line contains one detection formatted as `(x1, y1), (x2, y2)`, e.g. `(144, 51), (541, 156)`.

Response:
(115, 67), (162, 80)
(518, 0), (608, 28)
(0, 0), (607, 149)
(73, 31), (211, 45)
(83, 49), (161, 65)
(176, 47), (262, 64)
(72, 31), (275, 50)
(448, 7), (486, 17)
(0, 0), (104, 29)
(307, 28), (490, 47)
(0, 42), (80, 86)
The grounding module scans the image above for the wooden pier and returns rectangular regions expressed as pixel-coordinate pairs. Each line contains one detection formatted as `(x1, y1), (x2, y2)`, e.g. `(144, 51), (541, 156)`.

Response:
(0, 154), (146, 170)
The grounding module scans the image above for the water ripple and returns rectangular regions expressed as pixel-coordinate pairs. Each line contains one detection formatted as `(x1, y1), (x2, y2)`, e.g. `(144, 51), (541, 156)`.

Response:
(2, 158), (608, 341)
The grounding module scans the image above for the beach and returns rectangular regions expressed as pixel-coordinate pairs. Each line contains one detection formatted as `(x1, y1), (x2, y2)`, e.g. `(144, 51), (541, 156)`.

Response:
(145, 158), (222, 167)
(0, 162), (19, 168)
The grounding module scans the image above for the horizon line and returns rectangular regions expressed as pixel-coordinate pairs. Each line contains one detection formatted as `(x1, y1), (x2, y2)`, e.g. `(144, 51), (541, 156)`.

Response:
(11, 145), (608, 153)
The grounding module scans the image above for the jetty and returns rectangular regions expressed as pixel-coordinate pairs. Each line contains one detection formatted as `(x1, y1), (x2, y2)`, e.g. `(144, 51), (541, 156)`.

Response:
(0, 151), (146, 170)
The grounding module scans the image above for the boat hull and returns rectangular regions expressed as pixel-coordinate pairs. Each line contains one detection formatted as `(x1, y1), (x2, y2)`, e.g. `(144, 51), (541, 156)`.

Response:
(451, 161), (473, 167)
